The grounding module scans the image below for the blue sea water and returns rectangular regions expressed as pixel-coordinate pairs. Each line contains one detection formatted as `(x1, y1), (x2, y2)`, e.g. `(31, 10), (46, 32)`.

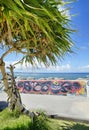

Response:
(0, 72), (89, 80)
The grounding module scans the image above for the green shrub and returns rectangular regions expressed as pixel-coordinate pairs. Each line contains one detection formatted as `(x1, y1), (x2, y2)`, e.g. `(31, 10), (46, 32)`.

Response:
(30, 112), (50, 130)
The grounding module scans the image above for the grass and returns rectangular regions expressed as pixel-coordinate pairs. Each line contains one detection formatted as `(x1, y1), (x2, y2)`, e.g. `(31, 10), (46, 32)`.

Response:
(0, 108), (89, 130)
(0, 108), (31, 130)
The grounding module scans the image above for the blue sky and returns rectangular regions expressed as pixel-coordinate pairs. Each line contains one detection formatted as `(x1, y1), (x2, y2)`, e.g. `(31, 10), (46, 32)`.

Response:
(65, 0), (89, 72)
(1, 0), (89, 73)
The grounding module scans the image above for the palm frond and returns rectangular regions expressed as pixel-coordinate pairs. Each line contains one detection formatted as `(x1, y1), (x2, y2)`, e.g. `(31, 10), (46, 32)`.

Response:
(0, 0), (75, 66)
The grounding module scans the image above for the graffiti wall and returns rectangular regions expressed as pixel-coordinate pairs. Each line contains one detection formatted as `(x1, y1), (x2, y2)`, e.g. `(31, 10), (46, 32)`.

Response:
(16, 80), (87, 96)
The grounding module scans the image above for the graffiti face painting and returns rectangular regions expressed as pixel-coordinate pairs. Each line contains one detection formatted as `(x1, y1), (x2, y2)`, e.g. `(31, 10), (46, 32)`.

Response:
(17, 80), (86, 96)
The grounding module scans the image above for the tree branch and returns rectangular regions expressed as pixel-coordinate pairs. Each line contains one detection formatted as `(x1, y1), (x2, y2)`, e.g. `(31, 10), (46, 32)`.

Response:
(1, 47), (15, 59)
(13, 57), (24, 66)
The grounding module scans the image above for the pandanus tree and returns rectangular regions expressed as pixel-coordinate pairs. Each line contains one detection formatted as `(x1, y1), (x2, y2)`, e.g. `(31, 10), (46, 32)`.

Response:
(0, 0), (74, 118)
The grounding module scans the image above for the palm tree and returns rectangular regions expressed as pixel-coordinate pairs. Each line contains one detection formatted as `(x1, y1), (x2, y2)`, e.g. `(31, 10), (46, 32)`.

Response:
(0, 0), (74, 117)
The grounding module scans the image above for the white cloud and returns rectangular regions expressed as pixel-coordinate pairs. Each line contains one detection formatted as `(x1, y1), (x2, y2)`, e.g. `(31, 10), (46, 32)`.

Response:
(79, 42), (89, 51)
(78, 65), (89, 72)
(3, 58), (72, 72)
(5, 60), (89, 73)
(80, 46), (88, 50)
(80, 65), (89, 70)
(47, 64), (71, 72)
(58, 4), (71, 20)
(13, 62), (71, 73)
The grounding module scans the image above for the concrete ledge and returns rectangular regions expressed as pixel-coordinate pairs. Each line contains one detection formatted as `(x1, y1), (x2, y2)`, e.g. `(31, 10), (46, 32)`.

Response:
(48, 114), (89, 124)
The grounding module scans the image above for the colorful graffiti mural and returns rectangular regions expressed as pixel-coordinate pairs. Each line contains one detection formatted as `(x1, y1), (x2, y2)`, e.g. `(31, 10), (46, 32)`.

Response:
(16, 80), (86, 96)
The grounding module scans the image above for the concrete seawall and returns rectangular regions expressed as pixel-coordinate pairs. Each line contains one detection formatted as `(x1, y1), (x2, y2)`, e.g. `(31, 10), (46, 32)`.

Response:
(0, 92), (89, 122)
(16, 79), (88, 96)
(0, 79), (89, 96)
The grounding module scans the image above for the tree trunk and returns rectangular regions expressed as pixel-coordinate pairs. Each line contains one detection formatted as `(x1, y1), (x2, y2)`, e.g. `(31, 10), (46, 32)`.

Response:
(0, 59), (22, 110)
(0, 59), (10, 97)
(6, 65), (23, 111)
(0, 58), (34, 121)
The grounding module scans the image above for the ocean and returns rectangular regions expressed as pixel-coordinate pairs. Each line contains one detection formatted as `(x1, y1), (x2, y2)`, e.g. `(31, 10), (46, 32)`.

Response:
(0, 72), (89, 80)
